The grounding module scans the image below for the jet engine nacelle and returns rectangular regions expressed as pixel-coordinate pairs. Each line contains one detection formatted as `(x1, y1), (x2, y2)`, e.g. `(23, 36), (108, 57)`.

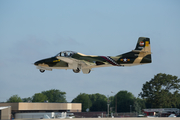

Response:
(82, 68), (91, 74)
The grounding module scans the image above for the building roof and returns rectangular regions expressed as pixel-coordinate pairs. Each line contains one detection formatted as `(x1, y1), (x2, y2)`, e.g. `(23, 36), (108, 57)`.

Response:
(0, 103), (81, 111)
(143, 108), (179, 113)
(0, 106), (11, 110)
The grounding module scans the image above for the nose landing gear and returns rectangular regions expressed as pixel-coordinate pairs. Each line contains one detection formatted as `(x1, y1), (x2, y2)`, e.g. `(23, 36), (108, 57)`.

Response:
(73, 68), (80, 73)
(40, 69), (45, 73)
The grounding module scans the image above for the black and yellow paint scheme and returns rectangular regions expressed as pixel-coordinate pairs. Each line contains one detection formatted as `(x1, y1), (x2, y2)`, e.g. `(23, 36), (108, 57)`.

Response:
(34, 37), (152, 74)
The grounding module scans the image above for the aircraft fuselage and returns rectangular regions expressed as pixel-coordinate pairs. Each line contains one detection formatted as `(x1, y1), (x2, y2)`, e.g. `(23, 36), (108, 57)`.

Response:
(34, 37), (152, 74)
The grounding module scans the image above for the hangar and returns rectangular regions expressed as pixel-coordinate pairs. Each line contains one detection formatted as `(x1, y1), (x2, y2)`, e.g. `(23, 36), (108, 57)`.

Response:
(0, 106), (11, 119)
(0, 102), (81, 119)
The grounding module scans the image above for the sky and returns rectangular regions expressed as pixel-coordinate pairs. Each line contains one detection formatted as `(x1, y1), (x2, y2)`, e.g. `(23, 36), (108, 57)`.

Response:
(0, 0), (180, 102)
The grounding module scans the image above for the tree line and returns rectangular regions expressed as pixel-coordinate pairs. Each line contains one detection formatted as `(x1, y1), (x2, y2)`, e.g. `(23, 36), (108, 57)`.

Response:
(6, 89), (66, 103)
(4, 73), (180, 113)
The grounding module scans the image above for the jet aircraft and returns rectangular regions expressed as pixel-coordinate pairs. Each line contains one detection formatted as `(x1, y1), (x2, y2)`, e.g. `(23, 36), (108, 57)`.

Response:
(34, 37), (152, 74)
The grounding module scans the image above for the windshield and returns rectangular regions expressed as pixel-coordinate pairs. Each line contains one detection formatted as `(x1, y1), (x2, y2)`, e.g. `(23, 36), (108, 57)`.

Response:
(56, 51), (76, 57)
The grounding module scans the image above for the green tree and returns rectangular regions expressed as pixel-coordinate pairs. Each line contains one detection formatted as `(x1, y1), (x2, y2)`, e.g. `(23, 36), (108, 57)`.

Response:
(134, 98), (146, 114)
(177, 94), (180, 109)
(114, 91), (135, 112)
(22, 97), (32, 102)
(89, 93), (107, 111)
(72, 93), (92, 112)
(32, 93), (48, 102)
(7, 95), (22, 103)
(139, 73), (180, 108)
(42, 89), (66, 102)
(109, 96), (115, 112)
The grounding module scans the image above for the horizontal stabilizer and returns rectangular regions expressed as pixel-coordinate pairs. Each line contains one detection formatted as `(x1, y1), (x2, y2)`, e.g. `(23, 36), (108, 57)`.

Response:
(132, 50), (152, 54)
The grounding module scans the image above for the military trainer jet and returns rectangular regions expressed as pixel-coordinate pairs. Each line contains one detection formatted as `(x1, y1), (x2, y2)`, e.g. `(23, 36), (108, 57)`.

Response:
(34, 37), (152, 74)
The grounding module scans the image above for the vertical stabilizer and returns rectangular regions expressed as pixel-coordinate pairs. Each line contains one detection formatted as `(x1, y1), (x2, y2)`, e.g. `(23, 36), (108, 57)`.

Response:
(133, 37), (152, 63)
(135, 37), (151, 53)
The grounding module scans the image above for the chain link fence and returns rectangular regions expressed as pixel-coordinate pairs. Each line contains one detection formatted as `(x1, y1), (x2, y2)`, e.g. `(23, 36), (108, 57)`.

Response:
(73, 112), (138, 118)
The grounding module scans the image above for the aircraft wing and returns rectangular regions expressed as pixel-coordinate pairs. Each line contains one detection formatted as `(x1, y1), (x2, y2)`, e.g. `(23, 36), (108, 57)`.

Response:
(80, 60), (96, 67)
(57, 56), (96, 69)
(57, 56), (75, 63)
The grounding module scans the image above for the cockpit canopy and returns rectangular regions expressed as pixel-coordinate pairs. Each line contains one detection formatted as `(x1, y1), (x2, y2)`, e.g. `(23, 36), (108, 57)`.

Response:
(56, 51), (77, 57)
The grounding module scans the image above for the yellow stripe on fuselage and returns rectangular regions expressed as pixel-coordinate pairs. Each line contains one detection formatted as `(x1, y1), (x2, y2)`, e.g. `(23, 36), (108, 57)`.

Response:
(53, 59), (60, 62)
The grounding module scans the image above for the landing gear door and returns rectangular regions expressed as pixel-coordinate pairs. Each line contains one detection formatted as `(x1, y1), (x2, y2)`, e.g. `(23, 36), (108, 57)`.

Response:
(82, 68), (91, 74)
(68, 62), (78, 69)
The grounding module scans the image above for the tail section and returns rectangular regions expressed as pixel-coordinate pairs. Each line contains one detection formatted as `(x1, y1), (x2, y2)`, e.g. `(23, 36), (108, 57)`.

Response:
(134, 37), (151, 53)
(133, 37), (152, 64)
(116, 37), (152, 66)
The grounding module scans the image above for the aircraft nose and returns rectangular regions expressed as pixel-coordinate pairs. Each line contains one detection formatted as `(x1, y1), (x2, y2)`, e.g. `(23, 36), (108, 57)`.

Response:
(34, 61), (39, 66)
(34, 57), (55, 66)
(34, 60), (42, 66)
